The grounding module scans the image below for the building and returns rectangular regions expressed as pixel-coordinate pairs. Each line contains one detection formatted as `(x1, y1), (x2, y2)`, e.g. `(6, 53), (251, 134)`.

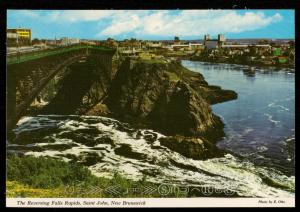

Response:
(204, 34), (227, 50)
(45, 39), (58, 46)
(205, 40), (219, 50)
(204, 34), (210, 41)
(58, 37), (80, 46)
(221, 44), (249, 49)
(218, 34), (226, 43)
(145, 41), (162, 48)
(171, 43), (203, 51)
(7, 28), (32, 46)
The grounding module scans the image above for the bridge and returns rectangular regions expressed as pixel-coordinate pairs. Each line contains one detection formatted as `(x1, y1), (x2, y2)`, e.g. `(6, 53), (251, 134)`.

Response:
(7, 45), (116, 132)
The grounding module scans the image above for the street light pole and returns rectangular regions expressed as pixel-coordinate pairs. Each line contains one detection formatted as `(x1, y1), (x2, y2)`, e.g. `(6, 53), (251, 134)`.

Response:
(17, 34), (20, 63)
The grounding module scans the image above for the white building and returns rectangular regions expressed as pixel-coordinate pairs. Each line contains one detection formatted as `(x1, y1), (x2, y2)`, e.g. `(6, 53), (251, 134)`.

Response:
(171, 43), (203, 51)
(59, 37), (80, 46)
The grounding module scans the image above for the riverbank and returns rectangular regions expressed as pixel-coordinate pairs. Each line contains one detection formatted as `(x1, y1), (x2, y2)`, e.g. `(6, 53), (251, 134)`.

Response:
(188, 56), (295, 72)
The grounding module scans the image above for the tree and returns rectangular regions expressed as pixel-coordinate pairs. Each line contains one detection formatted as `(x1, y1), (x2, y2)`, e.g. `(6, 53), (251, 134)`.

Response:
(247, 45), (256, 56)
(32, 38), (40, 45)
(258, 39), (269, 45)
(288, 40), (295, 48)
(174, 36), (180, 41)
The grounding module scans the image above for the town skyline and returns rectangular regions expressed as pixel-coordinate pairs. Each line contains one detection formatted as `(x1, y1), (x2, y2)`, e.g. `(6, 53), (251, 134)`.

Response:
(7, 10), (295, 40)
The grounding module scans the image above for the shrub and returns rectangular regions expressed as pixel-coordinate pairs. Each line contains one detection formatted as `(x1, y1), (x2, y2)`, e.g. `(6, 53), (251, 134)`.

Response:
(7, 154), (94, 188)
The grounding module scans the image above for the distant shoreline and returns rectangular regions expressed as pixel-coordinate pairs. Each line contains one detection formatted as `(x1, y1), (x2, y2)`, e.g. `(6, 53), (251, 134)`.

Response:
(187, 57), (295, 72)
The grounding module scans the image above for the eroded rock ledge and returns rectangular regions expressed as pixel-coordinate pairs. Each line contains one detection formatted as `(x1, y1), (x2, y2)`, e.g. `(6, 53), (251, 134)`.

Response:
(104, 58), (237, 142)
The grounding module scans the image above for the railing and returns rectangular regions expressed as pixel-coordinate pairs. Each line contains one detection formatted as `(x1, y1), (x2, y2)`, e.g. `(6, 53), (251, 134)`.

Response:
(7, 45), (116, 65)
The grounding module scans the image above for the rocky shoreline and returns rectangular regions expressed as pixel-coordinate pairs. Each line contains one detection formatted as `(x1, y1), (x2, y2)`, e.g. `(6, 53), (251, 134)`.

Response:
(27, 58), (238, 160)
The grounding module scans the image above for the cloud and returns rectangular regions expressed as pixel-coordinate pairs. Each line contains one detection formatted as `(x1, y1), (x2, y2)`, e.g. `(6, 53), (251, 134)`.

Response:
(9, 10), (283, 38)
(46, 10), (115, 22)
(99, 11), (145, 36)
(97, 10), (283, 38)
(10, 10), (114, 23)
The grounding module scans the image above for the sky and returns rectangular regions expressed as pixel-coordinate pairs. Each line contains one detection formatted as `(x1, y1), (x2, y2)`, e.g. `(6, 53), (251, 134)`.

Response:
(7, 10), (295, 40)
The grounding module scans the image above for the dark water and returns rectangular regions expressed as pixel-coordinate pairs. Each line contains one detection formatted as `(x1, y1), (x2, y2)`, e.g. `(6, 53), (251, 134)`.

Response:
(7, 61), (295, 197)
(182, 60), (295, 176)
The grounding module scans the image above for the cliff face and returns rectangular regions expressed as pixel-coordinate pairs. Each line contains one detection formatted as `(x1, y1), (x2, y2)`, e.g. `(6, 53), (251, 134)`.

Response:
(105, 59), (237, 141)
(31, 57), (238, 160)
(39, 57), (237, 143)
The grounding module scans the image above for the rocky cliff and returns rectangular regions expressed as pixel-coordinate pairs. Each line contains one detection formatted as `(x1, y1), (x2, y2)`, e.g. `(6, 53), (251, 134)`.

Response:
(38, 57), (237, 160)
(104, 58), (237, 141)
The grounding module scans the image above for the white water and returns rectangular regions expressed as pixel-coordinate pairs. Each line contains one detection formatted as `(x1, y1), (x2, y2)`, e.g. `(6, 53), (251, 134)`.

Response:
(8, 115), (295, 197)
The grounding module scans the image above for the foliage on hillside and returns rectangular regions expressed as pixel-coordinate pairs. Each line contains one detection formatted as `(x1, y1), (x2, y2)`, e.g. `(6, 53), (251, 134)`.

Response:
(6, 154), (188, 198)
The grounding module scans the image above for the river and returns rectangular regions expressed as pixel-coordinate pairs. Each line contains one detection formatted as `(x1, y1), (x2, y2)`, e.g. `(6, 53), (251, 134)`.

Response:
(182, 60), (295, 176)
(7, 61), (295, 197)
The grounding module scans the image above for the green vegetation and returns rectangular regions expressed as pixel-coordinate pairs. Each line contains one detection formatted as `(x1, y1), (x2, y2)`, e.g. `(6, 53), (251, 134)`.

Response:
(140, 58), (167, 64)
(6, 154), (188, 198)
(6, 181), (67, 198)
(165, 71), (180, 82)
(164, 51), (188, 57)
(191, 44), (295, 69)
(7, 154), (93, 189)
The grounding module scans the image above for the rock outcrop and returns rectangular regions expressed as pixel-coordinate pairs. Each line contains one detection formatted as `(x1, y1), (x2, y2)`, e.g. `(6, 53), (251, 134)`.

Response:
(36, 57), (238, 159)
(105, 58), (237, 141)
(159, 136), (225, 159)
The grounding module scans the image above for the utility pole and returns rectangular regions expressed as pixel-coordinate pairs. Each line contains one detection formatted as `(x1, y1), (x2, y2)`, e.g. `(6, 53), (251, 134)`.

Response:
(17, 34), (20, 63)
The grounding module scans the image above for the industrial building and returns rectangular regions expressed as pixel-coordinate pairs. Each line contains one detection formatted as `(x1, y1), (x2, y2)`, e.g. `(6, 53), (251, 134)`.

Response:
(204, 34), (226, 50)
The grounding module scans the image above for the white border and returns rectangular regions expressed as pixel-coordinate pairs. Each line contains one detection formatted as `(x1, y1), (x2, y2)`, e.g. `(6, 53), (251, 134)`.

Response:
(6, 198), (295, 208)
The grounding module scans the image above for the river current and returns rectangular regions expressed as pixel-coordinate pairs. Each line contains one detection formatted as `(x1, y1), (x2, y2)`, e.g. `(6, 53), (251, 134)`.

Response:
(7, 61), (295, 197)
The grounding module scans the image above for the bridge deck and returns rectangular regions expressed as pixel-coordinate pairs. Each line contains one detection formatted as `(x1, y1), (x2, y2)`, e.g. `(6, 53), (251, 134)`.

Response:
(7, 45), (115, 65)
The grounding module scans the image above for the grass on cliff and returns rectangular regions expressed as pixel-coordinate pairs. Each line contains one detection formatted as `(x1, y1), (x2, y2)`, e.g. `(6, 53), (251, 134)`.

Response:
(6, 154), (187, 198)
(140, 58), (167, 64)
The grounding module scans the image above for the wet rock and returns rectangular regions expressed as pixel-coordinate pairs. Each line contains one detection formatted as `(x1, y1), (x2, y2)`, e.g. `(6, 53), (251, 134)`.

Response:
(12, 128), (58, 145)
(42, 143), (78, 151)
(161, 81), (226, 140)
(159, 136), (225, 160)
(77, 152), (103, 166)
(204, 86), (238, 104)
(114, 144), (147, 160)
(7, 144), (45, 152)
(75, 127), (101, 135)
(94, 135), (115, 147)
(142, 131), (158, 143)
(57, 153), (78, 162)
(140, 169), (162, 177)
(85, 103), (110, 116)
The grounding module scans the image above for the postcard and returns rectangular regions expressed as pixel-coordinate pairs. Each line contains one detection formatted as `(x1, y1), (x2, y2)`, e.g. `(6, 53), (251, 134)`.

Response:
(5, 6), (295, 208)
